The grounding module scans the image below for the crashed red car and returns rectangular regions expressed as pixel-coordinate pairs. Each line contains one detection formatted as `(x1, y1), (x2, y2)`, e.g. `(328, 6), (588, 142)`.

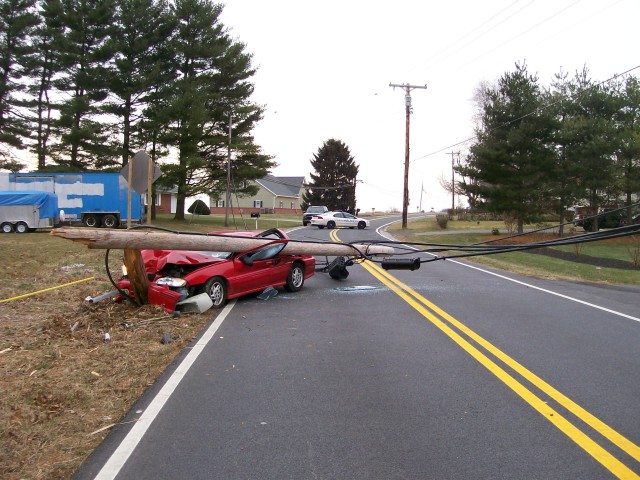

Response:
(116, 228), (315, 313)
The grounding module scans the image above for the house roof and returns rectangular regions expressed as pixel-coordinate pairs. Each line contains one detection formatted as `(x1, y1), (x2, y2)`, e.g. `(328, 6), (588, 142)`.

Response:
(256, 175), (305, 197)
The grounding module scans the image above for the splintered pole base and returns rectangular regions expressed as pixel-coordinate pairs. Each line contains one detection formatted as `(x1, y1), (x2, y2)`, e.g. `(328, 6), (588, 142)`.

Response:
(123, 249), (149, 305)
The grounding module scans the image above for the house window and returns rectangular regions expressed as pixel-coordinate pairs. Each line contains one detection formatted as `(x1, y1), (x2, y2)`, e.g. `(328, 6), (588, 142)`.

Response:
(279, 201), (284, 208)
(254, 200), (263, 208)
(217, 200), (224, 208)
(143, 193), (161, 206)
(291, 202), (295, 209)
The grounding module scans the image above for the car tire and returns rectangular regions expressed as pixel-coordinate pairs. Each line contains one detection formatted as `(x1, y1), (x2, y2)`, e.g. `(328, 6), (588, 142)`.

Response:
(14, 222), (28, 233)
(327, 221), (336, 229)
(285, 263), (305, 292)
(204, 276), (227, 309)
(102, 214), (119, 228)
(317, 225), (324, 229)
(357, 221), (366, 229)
(83, 214), (99, 228)
(1, 222), (13, 233)
(303, 221), (308, 226)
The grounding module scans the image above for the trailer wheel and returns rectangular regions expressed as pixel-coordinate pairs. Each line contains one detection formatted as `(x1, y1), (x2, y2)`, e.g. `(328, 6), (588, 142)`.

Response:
(1, 222), (13, 233)
(102, 214), (119, 228)
(83, 214), (99, 227)
(14, 222), (28, 233)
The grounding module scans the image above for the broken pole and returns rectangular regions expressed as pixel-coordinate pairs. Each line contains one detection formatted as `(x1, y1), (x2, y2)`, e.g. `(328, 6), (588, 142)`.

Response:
(50, 227), (395, 257)
(123, 248), (149, 304)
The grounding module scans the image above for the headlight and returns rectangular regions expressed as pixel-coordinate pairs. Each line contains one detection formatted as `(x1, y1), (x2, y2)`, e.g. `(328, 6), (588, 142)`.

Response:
(156, 277), (188, 288)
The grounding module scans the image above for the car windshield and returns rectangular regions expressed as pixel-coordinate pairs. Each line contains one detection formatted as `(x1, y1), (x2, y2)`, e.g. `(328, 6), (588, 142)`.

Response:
(307, 207), (326, 213)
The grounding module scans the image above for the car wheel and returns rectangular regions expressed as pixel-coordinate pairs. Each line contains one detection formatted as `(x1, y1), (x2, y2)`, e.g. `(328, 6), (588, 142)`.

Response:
(303, 221), (308, 226)
(317, 225), (324, 229)
(357, 221), (366, 229)
(14, 222), (28, 233)
(83, 214), (99, 227)
(204, 276), (227, 309)
(1, 222), (13, 233)
(285, 263), (305, 292)
(327, 221), (336, 229)
(102, 214), (119, 228)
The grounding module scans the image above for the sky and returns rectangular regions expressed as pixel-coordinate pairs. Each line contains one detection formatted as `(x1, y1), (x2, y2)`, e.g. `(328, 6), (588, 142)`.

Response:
(219, 0), (639, 213)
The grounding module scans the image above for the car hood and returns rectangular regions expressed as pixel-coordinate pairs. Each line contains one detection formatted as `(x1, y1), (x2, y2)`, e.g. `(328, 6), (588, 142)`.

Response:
(142, 250), (226, 274)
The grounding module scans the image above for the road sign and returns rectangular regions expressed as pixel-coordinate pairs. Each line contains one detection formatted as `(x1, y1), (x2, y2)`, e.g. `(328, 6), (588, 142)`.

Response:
(120, 150), (162, 194)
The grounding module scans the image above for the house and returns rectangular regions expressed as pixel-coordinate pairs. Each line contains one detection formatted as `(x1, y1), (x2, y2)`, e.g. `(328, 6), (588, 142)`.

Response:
(209, 175), (306, 215)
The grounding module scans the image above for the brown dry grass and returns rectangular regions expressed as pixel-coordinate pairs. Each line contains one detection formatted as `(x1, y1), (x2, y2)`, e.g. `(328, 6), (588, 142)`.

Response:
(0, 231), (215, 479)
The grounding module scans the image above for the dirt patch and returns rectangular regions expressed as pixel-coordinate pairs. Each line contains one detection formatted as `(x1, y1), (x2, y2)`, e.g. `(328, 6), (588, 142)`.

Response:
(528, 247), (638, 270)
(0, 233), (215, 479)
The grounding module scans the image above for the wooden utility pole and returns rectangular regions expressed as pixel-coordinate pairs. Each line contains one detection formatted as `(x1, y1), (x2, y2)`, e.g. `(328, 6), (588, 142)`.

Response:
(447, 151), (460, 216)
(51, 227), (395, 257)
(389, 83), (427, 229)
(224, 112), (232, 227)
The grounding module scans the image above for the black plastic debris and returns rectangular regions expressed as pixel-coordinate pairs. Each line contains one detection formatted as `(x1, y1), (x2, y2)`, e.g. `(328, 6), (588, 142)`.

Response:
(257, 286), (278, 300)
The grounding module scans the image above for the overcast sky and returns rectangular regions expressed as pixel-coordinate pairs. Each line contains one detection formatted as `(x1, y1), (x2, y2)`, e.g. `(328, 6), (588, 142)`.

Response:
(220, 0), (638, 212)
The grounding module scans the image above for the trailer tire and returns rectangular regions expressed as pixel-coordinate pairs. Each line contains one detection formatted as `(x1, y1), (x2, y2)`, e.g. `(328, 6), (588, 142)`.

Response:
(83, 214), (99, 227)
(102, 214), (119, 228)
(14, 222), (28, 233)
(1, 222), (13, 233)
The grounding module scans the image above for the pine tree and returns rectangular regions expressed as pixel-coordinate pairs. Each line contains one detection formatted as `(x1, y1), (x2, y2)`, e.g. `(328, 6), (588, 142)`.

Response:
(26, 0), (65, 169)
(459, 63), (554, 233)
(302, 139), (359, 212)
(103, 0), (176, 166)
(52, 0), (117, 169)
(159, 0), (272, 220)
(0, 0), (40, 158)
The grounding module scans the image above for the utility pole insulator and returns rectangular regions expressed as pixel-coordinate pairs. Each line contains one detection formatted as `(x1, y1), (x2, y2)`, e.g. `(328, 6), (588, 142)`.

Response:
(389, 83), (428, 229)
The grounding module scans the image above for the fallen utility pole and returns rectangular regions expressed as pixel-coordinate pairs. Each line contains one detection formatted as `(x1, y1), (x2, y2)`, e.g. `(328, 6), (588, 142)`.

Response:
(50, 227), (395, 258)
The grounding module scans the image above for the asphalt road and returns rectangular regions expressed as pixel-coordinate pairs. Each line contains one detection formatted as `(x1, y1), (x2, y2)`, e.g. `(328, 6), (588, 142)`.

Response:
(75, 216), (640, 480)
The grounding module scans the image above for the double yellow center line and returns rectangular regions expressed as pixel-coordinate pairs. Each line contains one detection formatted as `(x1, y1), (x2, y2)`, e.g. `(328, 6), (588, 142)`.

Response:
(330, 230), (640, 478)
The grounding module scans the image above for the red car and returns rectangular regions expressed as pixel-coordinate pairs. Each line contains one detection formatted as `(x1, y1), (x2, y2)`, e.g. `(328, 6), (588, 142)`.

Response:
(116, 228), (315, 313)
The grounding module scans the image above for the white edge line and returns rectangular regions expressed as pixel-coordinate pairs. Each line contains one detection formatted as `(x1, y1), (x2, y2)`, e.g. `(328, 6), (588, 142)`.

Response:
(94, 300), (237, 480)
(375, 223), (640, 323)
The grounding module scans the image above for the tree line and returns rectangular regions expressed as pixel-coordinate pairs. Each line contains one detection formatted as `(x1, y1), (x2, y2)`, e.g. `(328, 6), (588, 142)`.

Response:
(0, 0), (274, 218)
(458, 63), (640, 233)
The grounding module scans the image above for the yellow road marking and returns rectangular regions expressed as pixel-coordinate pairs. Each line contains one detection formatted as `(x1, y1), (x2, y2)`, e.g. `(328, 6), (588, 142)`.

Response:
(366, 260), (640, 463)
(359, 260), (639, 479)
(326, 228), (639, 478)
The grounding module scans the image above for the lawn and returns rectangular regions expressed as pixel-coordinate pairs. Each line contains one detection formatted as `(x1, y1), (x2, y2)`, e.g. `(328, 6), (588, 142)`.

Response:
(389, 227), (640, 285)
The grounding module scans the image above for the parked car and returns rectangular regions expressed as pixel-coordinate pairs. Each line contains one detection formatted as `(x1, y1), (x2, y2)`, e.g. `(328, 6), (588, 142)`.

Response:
(302, 205), (329, 226)
(310, 211), (370, 229)
(116, 228), (316, 313)
(573, 208), (635, 232)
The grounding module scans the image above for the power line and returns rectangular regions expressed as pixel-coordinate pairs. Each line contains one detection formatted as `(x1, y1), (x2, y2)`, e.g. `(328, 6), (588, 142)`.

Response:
(412, 63), (640, 161)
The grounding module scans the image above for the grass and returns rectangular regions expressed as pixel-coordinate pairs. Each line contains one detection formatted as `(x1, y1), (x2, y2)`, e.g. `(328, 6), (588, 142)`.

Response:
(0, 228), (219, 480)
(390, 226), (640, 285)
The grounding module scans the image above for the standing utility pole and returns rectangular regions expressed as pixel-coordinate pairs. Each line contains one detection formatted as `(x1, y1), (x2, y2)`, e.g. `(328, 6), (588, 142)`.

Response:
(447, 151), (460, 216)
(224, 112), (232, 227)
(389, 83), (427, 229)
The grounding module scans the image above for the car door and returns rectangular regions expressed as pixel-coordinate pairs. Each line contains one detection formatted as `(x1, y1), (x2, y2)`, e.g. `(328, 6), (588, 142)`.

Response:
(230, 242), (289, 295)
(333, 212), (347, 227)
(338, 212), (357, 228)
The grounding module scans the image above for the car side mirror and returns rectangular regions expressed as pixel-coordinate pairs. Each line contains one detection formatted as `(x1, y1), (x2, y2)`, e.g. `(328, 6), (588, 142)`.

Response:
(239, 255), (253, 266)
